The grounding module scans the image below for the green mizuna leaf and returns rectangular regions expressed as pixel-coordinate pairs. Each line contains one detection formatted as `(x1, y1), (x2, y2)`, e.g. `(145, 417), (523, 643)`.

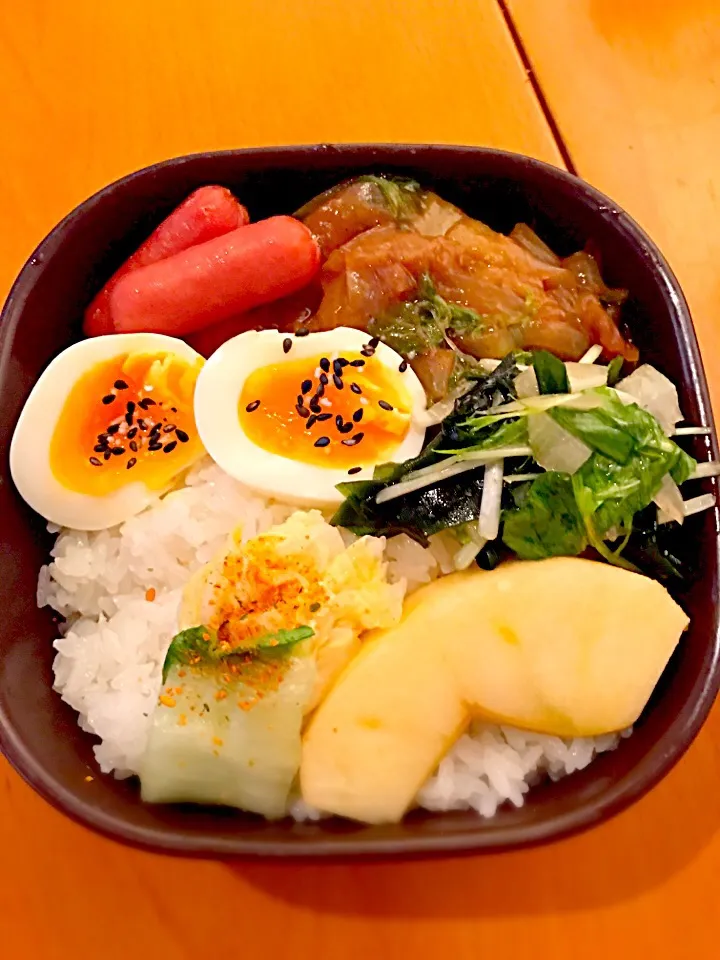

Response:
(532, 350), (570, 394)
(162, 625), (314, 683)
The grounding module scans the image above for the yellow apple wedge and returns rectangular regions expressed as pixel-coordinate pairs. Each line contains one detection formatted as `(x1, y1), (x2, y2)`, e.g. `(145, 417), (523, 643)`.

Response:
(300, 558), (688, 824)
(300, 609), (467, 825)
(444, 558), (689, 736)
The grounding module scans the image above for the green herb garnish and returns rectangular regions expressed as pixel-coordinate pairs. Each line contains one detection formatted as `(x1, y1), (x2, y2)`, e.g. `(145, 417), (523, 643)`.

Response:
(550, 405), (636, 463)
(162, 624), (314, 682)
(253, 626), (315, 652)
(607, 355), (624, 386)
(162, 626), (222, 681)
(532, 350), (570, 394)
(502, 389), (696, 567)
(356, 175), (422, 219)
(502, 473), (587, 560)
(368, 274), (486, 359)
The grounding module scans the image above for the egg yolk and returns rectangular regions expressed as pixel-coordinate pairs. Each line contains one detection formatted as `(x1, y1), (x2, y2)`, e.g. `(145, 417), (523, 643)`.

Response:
(238, 351), (412, 468)
(50, 351), (204, 496)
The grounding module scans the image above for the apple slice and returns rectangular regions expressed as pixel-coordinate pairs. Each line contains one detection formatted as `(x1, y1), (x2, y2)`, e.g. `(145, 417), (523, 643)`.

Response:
(301, 558), (688, 823)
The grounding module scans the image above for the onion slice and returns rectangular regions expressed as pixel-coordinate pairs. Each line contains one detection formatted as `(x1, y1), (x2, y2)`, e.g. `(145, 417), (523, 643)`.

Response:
(683, 493), (717, 518)
(514, 367), (539, 398)
(673, 426), (712, 436)
(453, 538), (487, 571)
(527, 413), (592, 474)
(579, 344), (603, 364)
(657, 492), (716, 523)
(654, 473), (685, 525)
(477, 460), (504, 541)
(504, 472), (543, 483)
(691, 461), (720, 480)
(375, 446), (531, 504)
(564, 362), (608, 393)
(617, 364), (683, 435)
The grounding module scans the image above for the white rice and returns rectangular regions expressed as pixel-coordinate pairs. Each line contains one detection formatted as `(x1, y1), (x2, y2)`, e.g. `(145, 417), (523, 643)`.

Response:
(40, 458), (624, 816)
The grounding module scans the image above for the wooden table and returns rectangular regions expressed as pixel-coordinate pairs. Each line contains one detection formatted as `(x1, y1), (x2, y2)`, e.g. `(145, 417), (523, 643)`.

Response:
(1, 2), (719, 956)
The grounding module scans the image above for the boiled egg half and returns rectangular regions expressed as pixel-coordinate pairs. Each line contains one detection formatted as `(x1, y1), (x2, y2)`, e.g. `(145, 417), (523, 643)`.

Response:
(10, 333), (205, 530)
(193, 328), (427, 505)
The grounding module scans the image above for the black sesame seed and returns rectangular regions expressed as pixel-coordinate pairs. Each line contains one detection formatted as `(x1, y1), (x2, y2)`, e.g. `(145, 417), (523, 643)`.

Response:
(176, 429), (189, 443)
(333, 374), (344, 390)
(310, 400), (322, 414)
(127, 427), (138, 440)
(295, 327), (310, 337)
(341, 432), (364, 447)
(319, 372), (329, 386)
(148, 442), (162, 452)
(353, 409), (363, 423)
(350, 382), (362, 395)
(114, 380), (129, 390)
(337, 357), (349, 367)
(319, 358), (330, 373)
(129, 440), (138, 452)
(368, 337), (380, 348)
(296, 404), (310, 418)
(111, 447), (125, 456)
(102, 394), (115, 405)
(163, 441), (177, 454)
(348, 466), (362, 475)
(163, 423), (176, 433)
(126, 401), (136, 415)
(107, 424), (120, 435)
(333, 359), (344, 376)
(150, 423), (162, 437)
(137, 419), (147, 431)
(360, 347), (375, 357)
(349, 359), (365, 367)
(335, 415), (344, 430)
(97, 432), (109, 442)
(124, 412), (134, 426)
(296, 394), (305, 407)
(314, 436), (330, 448)
(316, 413), (332, 422)
(283, 337), (292, 354)
(245, 400), (261, 413)
(103, 451), (112, 461)
(170, 407), (177, 413)
(138, 397), (156, 409)
(93, 443), (107, 453)
(315, 382), (325, 399)
(305, 414), (318, 429)
(126, 458), (137, 470)
(89, 456), (102, 466)
(399, 359), (408, 373)
(301, 379), (312, 395)
(378, 400), (394, 411)
(338, 421), (353, 434)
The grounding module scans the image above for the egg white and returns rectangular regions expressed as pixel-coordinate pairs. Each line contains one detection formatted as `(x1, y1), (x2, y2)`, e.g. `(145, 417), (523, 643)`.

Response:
(10, 333), (203, 531)
(193, 328), (427, 506)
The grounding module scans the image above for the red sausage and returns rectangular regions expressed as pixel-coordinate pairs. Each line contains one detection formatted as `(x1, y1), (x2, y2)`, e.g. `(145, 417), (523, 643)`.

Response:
(84, 186), (249, 336)
(109, 217), (321, 336)
(187, 281), (324, 357)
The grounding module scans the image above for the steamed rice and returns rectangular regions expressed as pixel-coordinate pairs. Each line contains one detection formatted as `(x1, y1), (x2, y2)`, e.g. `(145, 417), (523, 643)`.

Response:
(40, 458), (623, 816)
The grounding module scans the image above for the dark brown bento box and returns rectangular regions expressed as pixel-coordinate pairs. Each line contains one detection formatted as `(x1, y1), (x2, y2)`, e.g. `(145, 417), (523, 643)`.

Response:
(0, 144), (718, 858)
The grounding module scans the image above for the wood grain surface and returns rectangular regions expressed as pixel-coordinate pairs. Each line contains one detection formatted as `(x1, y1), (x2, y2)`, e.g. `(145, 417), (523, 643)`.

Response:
(1, 2), (719, 958)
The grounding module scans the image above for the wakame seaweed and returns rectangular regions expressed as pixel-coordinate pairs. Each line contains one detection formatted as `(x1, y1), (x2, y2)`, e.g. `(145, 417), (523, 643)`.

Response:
(330, 354), (528, 542)
(333, 470), (486, 545)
